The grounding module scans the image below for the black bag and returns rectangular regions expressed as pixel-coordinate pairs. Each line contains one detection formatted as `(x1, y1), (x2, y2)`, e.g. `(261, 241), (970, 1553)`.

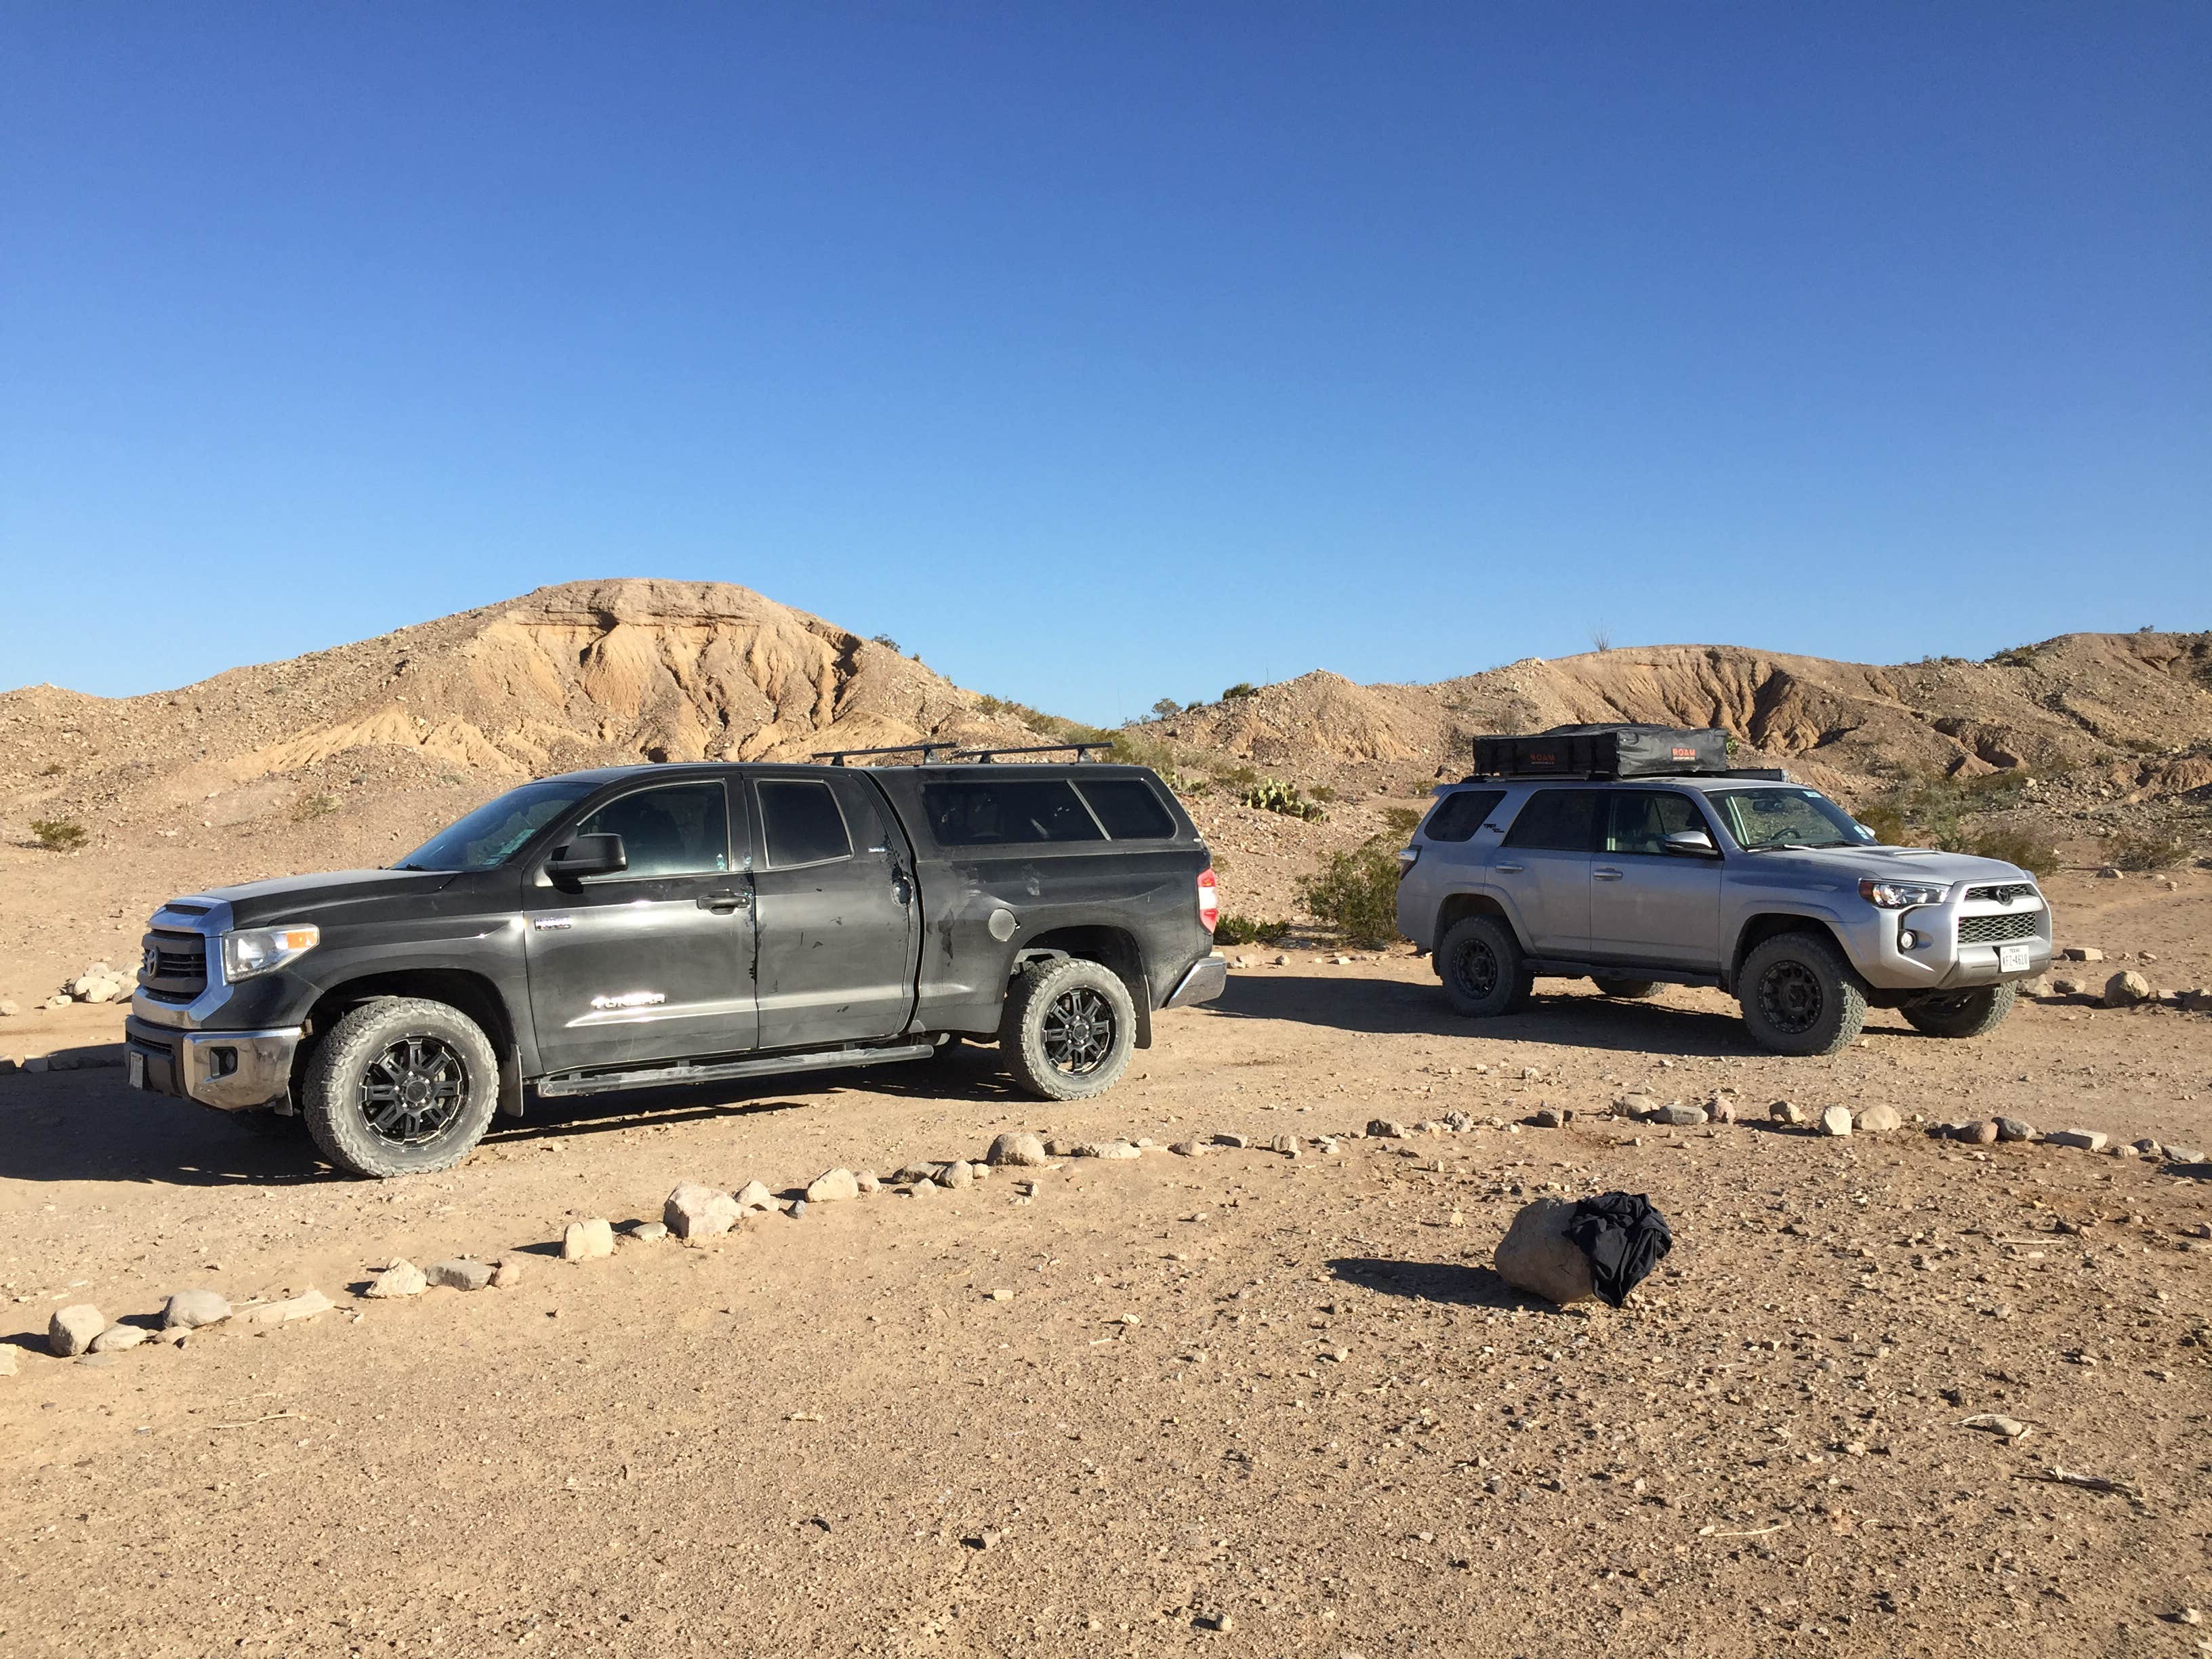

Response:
(1473, 723), (1728, 779)
(1567, 1191), (1673, 1307)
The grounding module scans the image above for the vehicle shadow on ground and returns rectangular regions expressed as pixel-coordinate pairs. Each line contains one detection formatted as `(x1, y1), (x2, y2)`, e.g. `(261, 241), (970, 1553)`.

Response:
(1327, 1255), (1554, 1313)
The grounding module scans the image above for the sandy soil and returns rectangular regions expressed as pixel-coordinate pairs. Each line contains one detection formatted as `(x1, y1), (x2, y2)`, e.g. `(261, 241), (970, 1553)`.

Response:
(3, 872), (2208, 1657)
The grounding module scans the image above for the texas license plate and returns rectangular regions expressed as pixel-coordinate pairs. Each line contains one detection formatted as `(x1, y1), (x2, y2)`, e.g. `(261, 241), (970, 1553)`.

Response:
(1998, 944), (2030, 974)
(127, 1050), (146, 1090)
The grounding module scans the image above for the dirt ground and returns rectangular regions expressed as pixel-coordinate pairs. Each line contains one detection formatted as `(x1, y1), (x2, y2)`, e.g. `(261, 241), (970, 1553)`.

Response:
(3, 870), (2209, 1657)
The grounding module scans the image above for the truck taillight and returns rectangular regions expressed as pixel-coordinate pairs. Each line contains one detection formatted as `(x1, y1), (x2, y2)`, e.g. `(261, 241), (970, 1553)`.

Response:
(1196, 867), (1219, 932)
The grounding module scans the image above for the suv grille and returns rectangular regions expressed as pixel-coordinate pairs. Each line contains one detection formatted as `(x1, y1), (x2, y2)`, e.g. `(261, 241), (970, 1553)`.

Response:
(1959, 912), (2039, 945)
(1965, 883), (2037, 905)
(139, 930), (209, 1002)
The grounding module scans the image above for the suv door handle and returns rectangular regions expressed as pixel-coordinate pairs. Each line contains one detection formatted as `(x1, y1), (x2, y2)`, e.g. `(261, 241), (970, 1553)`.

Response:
(699, 888), (752, 913)
(1593, 867), (1624, 880)
(1494, 862), (1525, 874)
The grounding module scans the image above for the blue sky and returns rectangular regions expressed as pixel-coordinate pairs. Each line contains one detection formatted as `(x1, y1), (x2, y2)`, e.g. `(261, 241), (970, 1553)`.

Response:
(3, 4), (2206, 724)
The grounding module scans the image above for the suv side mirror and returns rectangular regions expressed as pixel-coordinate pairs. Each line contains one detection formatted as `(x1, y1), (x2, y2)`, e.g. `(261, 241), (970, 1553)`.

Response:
(1661, 830), (1718, 858)
(547, 832), (626, 883)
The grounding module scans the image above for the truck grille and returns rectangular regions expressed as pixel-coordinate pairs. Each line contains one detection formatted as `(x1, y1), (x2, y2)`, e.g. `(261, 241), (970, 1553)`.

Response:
(1965, 883), (2037, 905)
(1958, 912), (2039, 945)
(140, 930), (209, 1002)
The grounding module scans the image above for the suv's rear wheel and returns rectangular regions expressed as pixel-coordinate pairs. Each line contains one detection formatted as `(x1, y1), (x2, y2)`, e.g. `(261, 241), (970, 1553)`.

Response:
(1737, 931), (1868, 1057)
(1593, 977), (1661, 1000)
(1001, 957), (1136, 1101)
(302, 997), (500, 1178)
(1900, 983), (2016, 1039)
(1437, 916), (1532, 1019)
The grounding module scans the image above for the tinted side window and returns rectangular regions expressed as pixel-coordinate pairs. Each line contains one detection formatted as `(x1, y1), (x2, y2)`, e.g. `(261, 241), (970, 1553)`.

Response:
(575, 783), (729, 880)
(922, 780), (1105, 846)
(1605, 792), (1711, 856)
(758, 780), (853, 868)
(1501, 790), (1600, 853)
(1077, 779), (1176, 840)
(1422, 789), (1505, 843)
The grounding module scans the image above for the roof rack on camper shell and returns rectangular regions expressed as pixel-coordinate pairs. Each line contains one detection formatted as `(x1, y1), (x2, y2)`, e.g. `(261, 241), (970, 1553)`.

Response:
(810, 742), (961, 766)
(954, 742), (1115, 764)
(807, 739), (1118, 767)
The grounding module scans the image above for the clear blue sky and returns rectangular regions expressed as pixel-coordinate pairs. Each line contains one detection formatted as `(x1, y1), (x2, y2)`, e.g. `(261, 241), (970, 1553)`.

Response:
(3, 4), (2206, 724)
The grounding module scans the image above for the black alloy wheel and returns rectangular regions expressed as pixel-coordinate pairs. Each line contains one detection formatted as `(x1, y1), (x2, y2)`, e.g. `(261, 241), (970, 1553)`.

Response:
(1757, 960), (1825, 1037)
(1042, 987), (1116, 1078)
(359, 1035), (471, 1145)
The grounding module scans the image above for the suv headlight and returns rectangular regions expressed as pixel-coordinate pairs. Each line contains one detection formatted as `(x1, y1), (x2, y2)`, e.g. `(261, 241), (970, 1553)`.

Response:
(1858, 878), (1948, 909)
(220, 924), (321, 981)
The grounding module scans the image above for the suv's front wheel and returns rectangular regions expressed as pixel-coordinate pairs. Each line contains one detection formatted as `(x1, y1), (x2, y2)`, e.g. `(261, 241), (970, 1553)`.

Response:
(301, 997), (501, 1178)
(1900, 983), (2016, 1039)
(1437, 916), (1532, 1019)
(1736, 931), (1868, 1057)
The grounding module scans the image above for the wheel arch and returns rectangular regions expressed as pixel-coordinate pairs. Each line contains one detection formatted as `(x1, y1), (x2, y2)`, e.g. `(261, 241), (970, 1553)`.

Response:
(1431, 890), (1525, 956)
(1729, 913), (1849, 995)
(298, 968), (526, 1115)
(1021, 925), (1152, 1049)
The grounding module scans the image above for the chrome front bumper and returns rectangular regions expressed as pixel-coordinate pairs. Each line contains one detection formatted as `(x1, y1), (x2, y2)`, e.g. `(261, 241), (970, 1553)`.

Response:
(1164, 955), (1229, 1008)
(126, 1019), (302, 1111)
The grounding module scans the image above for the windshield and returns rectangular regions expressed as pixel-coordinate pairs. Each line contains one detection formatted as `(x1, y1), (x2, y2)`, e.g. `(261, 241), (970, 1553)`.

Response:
(1712, 786), (1874, 851)
(394, 779), (600, 872)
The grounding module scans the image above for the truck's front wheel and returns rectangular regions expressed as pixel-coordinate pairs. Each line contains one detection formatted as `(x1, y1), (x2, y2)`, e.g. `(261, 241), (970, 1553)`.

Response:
(301, 998), (500, 1178)
(1001, 957), (1136, 1101)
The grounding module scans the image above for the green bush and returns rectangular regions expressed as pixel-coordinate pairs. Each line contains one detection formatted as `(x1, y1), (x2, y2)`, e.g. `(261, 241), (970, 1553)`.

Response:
(2109, 828), (2187, 870)
(1969, 826), (2058, 877)
(1240, 779), (1326, 821)
(1297, 836), (1401, 947)
(1216, 914), (1294, 947)
(1856, 802), (1910, 845)
(1221, 682), (1258, 700)
(30, 819), (87, 852)
(1379, 805), (1422, 839)
(293, 792), (340, 822)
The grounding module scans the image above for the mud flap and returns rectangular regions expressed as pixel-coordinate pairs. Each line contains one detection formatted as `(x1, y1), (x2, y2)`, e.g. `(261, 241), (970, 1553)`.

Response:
(498, 1050), (525, 1118)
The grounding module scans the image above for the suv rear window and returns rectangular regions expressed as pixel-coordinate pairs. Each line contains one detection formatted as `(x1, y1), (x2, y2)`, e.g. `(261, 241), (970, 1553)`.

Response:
(1076, 779), (1176, 840)
(758, 779), (853, 868)
(1422, 789), (1504, 843)
(1501, 789), (1601, 853)
(922, 779), (1106, 846)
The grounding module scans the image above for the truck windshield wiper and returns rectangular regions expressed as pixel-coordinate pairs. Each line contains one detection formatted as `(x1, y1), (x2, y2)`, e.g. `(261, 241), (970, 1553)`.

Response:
(1752, 840), (1851, 852)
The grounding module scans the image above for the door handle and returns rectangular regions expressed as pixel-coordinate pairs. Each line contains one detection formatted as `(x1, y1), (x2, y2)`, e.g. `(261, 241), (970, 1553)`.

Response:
(1593, 867), (1624, 881)
(699, 888), (752, 913)
(1494, 862), (1525, 874)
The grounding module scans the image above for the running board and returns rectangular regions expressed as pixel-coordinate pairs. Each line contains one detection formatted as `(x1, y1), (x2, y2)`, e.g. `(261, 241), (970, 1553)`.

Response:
(537, 1041), (937, 1099)
(1521, 958), (1723, 990)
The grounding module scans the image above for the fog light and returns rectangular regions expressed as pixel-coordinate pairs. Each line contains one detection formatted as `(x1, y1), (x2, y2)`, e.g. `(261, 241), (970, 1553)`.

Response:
(1898, 930), (1919, 950)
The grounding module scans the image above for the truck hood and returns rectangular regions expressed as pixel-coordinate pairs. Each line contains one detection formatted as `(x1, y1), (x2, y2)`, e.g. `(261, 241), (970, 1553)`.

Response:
(179, 868), (462, 928)
(1736, 844), (2034, 888)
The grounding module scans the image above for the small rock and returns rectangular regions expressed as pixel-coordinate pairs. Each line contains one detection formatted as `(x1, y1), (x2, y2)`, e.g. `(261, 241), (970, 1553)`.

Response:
(239, 1288), (336, 1326)
(1368, 1119), (1409, 1139)
(1493, 1198), (1594, 1306)
(1043, 1137), (1080, 1158)
(1614, 1094), (1659, 1120)
(855, 1171), (880, 1193)
(2047, 1130), (2107, 1152)
(364, 1259), (428, 1298)
(665, 1182), (740, 1239)
(2050, 977), (2083, 996)
(1655, 1103), (1704, 1127)
(0, 1345), (18, 1375)
(1705, 1097), (1736, 1125)
(562, 1218), (615, 1261)
(1819, 1106), (1854, 1137)
(805, 1168), (860, 1204)
(162, 1288), (232, 1330)
(627, 1221), (669, 1242)
(985, 1288), (1013, 1303)
(1212, 1133), (1248, 1149)
(986, 1131), (1048, 1168)
(1531, 1107), (1565, 1130)
(788, 1198), (808, 1218)
(2131, 1138), (2163, 1160)
(2095, 866), (2121, 879)
(1963, 1120), (1999, 1147)
(89, 1324), (146, 1353)
(1854, 1103), (1901, 1134)
(2064, 947), (2105, 962)
(49, 1305), (106, 1356)
(735, 1180), (775, 1212)
(936, 1159), (973, 1189)
(1994, 1117), (2036, 1143)
(426, 1258), (493, 1292)
(1092, 1141), (1141, 1160)
(2163, 1144), (2203, 1164)
(1769, 1099), (1810, 1127)
(1271, 1134), (1298, 1155)
(2103, 970), (2152, 1008)
(1443, 1110), (1474, 1132)
(1959, 1413), (2031, 1439)
(1169, 1141), (1203, 1158)
(0, 1000), (18, 1017)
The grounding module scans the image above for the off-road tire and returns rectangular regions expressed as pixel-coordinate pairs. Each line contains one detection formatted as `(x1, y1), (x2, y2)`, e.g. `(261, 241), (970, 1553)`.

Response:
(301, 997), (500, 1178)
(1593, 977), (1662, 1000)
(1900, 983), (2017, 1040)
(1000, 957), (1136, 1102)
(1437, 916), (1533, 1019)
(1737, 931), (1868, 1057)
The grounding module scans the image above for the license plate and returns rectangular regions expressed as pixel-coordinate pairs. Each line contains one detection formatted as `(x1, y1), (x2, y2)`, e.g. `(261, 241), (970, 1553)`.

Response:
(127, 1050), (146, 1090)
(1998, 944), (2030, 974)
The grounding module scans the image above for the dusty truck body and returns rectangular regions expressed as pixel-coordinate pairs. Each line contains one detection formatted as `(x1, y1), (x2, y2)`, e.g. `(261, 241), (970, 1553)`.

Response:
(124, 756), (1225, 1176)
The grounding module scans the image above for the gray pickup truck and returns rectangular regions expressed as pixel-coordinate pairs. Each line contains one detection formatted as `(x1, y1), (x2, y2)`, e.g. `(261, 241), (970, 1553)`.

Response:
(1395, 771), (2051, 1055)
(125, 754), (1225, 1176)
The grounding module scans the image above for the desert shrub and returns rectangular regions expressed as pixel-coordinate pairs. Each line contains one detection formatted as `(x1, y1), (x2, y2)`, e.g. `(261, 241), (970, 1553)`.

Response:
(1988, 643), (2040, 669)
(1221, 682), (1258, 700)
(39, 762), (64, 777)
(1308, 784), (1336, 804)
(870, 633), (901, 652)
(31, 819), (87, 851)
(2108, 827), (2188, 870)
(293, 792), (340, 823)
(1241, 779), (1326, 821)
(1150, 697), (1182, 719)
(1212, 763), (1261, 792)
(1379, 805), (1422, 839)
(1215, 914), (1294, 947)
(1856, 802), (1910, 845)
(1297, 837), (1401, 948)
(1969, 826), (2058, 877)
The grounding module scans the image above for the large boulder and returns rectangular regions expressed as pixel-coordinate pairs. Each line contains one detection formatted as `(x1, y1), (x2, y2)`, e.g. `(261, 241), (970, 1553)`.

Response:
(49, 1305), (106, 1357)
(1492, 1198), (1595, 1306)
(986, 1132), (1048, 1168)
(2104, 971), (2152, 1008)
(664, 1182), (740, 1240)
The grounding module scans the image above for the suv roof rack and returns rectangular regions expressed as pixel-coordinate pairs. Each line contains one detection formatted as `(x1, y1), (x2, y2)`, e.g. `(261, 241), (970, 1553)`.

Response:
(1459, 766), (1791, 783)
(953, 742), (1115, 764)
(811, 742), (959, 767)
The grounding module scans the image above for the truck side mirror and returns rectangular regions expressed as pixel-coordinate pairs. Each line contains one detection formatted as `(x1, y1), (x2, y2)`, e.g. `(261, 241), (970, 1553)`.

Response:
(1661, 830), (1718, 858)
(547, 833), (626, 884)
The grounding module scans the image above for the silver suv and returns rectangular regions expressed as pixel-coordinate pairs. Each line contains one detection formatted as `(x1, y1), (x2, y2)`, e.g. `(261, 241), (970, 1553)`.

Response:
(1394, 775), (2052, 1055)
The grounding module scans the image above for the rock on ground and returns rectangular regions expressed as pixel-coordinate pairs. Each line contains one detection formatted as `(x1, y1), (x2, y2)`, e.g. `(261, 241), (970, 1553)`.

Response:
(1492, 1198), (1595, 1306)
(563, 1218), (615, 1261)
(627, 1221), (670, 1242)
(427, 1258), (494, 1292)
(0, 1344), (18, 1375)
(735, 1181), (775, 1212)
(1614, 1094), (1658, 1121)
(1995, 1117), (2036, 1143)
(1770, 1100), (1811, 1126)
(162, 1288), (232, 1330)
(365, 1259), (428, 1299)
(804, 1168), (860, 1204)
(1367, 1120), (1409, 1139)
(2048, 1130), (2107, 1151)
(2104, 970), (2152, 1007)
(1855, 1103), (1901, 1134)
(935, 1159), (974, 1189)
(238, 1288), (336, 1328)
(665, 1182), (741, 1240)
(1819, 1106), (1853, 1137)
(89, 1324), (146, 1353)
(1655, 1103), (1704, 1127)
(49, 1305), (106, 1356)
(985, 1132), (1048, 1168)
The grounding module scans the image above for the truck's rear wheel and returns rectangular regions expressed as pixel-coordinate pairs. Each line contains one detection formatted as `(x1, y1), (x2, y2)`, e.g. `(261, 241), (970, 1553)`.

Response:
(301, 998), (499, 1178)
(1737, 932), (1868, 1057)
(1593, 977), (1661, 1000)
(1437, 916), (1532, 1019)
(1001, 957), (1136, 1101)
(1900, 983), (2015, 1039)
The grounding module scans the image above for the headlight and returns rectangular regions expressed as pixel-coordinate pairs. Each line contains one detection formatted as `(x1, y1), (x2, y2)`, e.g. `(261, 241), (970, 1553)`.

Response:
(220, 924), (320, 981)
(1858, 878), (1948, 909)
